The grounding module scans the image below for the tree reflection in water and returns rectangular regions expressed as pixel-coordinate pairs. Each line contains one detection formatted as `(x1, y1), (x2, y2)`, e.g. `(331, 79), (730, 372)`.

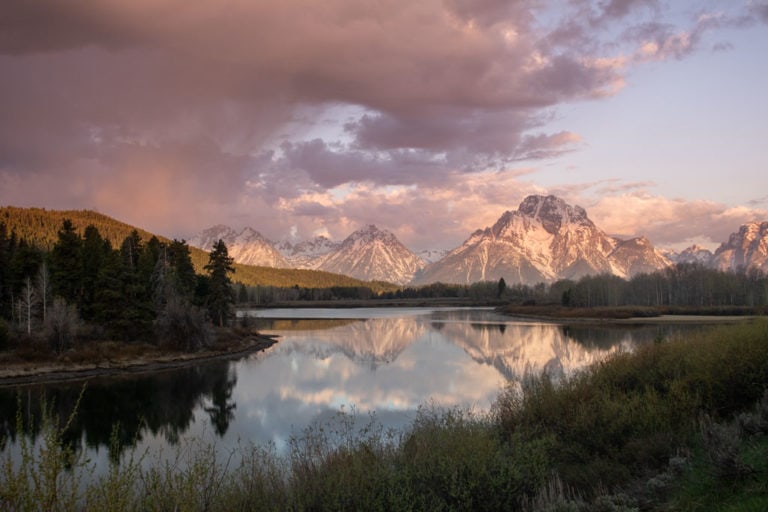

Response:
(0, 361), (238, 457)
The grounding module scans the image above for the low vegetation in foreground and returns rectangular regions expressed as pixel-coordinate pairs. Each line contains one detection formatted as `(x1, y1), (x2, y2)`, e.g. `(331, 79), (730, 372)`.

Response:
(2, 321), (768, 510)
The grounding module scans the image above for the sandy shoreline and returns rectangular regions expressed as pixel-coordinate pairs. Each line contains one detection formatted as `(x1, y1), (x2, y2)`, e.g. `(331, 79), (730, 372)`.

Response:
(0, 335), (279, 388)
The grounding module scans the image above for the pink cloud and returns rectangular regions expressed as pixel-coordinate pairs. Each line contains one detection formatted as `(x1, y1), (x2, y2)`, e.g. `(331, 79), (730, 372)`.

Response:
(0, 0), (761, 250)
(587, 193), (768, 250)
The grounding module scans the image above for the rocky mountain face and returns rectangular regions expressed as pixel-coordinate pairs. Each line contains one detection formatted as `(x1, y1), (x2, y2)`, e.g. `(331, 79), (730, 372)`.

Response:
(189, 225), (289, 268)
(277, 236), (341, 269)
(191, 198), (768, 287)
(608, 236), (673, 277)
(671, 244), (714, 265)
(315, 225), (425, 285)
(413, 195), (672, 285)
(711, 222), (768, 272)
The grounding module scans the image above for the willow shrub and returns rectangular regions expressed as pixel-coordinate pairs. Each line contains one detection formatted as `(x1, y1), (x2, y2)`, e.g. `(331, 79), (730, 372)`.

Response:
(494, 319), (768, 494)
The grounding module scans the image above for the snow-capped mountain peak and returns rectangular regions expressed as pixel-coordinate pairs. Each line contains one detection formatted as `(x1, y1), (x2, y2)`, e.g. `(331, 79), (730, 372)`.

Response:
(517, 194), (590, 233)
(413, 195), (668, 285)
(318, 225), (424, 285)
(712, 221), (768, 272)
(189, 225), (289, 268)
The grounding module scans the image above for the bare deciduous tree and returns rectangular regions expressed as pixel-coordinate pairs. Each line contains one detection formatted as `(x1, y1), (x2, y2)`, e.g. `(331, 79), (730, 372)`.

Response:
(36, 261), (51, 323)
(19, 276), (38, 335)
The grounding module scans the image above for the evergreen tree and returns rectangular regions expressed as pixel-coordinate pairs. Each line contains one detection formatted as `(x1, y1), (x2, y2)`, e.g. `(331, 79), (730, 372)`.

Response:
(139, 236), (162, 287)
(93, 249), (125, 337)
(49, 219), (83, 305)
(10, 239), (43, 291)
(80, 225), (110, 320)
(204, 240), (235, 327)
(120, 230), (144, 279)
(237, 283), (248, 303)
(168, 239), (197, 299)
(0, 223), (11, 318)
(118, 232), (154, 340)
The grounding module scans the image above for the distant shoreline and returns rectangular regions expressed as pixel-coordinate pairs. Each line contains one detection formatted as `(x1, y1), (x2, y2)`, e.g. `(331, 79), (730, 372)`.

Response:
(0, 334), (278, 388)
(238, 297), (507, 309)
(499, 312), (756, 325)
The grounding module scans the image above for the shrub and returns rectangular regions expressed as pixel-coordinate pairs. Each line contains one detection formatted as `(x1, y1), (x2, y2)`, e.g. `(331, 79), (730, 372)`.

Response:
(154, 297), (212, 351)
(44, 297), (80, 353)
(494, 319), (768, 496)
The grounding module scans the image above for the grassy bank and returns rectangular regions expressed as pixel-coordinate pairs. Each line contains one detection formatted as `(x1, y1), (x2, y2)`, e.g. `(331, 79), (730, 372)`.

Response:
(499, 304), (768, 320)
(2, 321), (767, 511)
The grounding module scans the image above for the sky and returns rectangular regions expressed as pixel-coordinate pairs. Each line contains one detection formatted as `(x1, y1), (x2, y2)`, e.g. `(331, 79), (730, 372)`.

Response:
(1, 0), (767, 252)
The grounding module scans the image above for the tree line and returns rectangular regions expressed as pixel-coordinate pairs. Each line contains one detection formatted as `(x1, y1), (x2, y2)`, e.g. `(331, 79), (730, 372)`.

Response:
(231, 264), (768, 309)
(551, 263), (768, 308)
(0, 220), (235, 352)
(392, 264), (768, 308)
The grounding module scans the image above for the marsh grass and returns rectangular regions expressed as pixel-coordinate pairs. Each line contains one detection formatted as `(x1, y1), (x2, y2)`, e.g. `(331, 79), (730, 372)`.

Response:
(1, 320), (767, 510)
(0, 388), (91, 511)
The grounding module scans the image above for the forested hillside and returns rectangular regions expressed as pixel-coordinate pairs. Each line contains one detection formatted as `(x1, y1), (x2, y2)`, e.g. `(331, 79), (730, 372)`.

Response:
(0, 207), (161, 251)
(0, 206), (393, 290)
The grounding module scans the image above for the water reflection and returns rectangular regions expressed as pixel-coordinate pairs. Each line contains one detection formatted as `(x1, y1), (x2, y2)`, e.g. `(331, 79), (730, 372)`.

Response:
(0, 362), (237, 457)
(1, 308), (704, 458)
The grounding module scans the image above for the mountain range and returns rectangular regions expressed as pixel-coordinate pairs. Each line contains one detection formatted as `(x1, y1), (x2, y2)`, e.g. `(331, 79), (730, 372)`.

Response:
(191, 194), (768, 286)
(192, 224), (423, 285)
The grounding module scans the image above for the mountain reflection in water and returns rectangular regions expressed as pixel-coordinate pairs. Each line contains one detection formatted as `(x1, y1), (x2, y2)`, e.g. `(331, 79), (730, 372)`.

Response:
(1, 308), (700, 458)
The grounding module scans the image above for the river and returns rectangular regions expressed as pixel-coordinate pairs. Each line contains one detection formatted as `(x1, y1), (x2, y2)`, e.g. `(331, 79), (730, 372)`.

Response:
(0, 307), (703, 470)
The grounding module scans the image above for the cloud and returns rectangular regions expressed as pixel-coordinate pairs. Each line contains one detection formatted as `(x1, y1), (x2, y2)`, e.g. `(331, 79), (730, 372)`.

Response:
(0, 0), (761, 249)
(597, 0), (660, 21)
(587, 193), (768, 249)
(750, 1), (768, 23)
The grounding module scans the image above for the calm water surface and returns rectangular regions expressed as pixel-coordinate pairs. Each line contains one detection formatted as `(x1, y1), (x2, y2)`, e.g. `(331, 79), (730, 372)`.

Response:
(0, 307), (701, 467)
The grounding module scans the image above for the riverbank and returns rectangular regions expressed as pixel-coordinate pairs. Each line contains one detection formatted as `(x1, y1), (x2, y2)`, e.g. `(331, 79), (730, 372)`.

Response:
(0, 329), (278, 387)
(498, 304), (765, 323)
